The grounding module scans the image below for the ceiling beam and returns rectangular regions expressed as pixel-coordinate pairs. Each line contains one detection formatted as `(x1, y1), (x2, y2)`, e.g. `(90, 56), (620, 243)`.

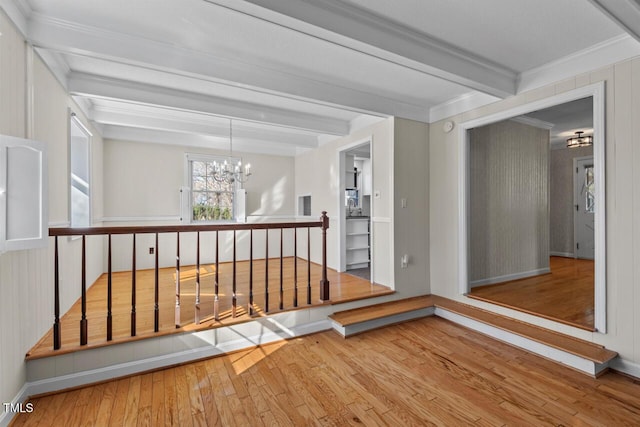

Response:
(27, 13), (427, 121)
(101, 125), (303, 156)
(210, 0), (517, 98)
(588, 0), (640, 43)
(68, 72), (350, 135)
(89, 104), (320, 148)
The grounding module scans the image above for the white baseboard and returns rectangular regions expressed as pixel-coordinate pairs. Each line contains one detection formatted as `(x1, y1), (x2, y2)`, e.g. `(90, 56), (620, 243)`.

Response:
(470, 267), (550, 288)
(434, 307), (609, 376)
(0, 383), (29, 427)
(610, 357), (640, 379)
(550, 251), (575, 258)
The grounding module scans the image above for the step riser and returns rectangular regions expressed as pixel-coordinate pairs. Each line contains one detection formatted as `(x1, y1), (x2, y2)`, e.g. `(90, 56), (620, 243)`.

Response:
(26, 314), (332, 397)
(435, 307), (609, 376)
(332, 307), (435, 337)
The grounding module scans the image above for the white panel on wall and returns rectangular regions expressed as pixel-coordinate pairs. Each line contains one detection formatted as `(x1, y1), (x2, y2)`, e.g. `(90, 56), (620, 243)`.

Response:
(0, 135), (48, 253)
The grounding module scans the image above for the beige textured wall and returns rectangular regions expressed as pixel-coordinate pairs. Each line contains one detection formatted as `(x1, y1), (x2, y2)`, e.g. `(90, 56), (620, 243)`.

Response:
(429, 57), (640, 366)
(469, 120), (550, 283)
(0, 10), (104, 408)
(394, 118), (429, 296)
(549, 145), (593, 255)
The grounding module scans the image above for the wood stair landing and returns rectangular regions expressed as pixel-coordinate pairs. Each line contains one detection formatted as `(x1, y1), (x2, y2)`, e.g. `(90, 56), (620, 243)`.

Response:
(329, 295), (435, 337)
(330, 295), (617, 377)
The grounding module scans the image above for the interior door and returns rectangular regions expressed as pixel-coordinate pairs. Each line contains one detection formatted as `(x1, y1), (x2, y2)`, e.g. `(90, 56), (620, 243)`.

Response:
(574, 157), (595, 260)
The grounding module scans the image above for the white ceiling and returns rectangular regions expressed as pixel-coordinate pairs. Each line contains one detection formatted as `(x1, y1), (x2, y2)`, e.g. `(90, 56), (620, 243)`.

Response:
(3, 0), (640, 155)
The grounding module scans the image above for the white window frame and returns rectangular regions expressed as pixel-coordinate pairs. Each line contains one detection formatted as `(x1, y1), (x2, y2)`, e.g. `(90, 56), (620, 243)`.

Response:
(69, 112), (92, 228)
(183, 153), (245, 223)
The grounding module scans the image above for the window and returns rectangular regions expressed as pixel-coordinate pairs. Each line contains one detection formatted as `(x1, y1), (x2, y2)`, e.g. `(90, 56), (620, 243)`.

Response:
(70, 113), (91, 227)
(185, 153), (245, 222)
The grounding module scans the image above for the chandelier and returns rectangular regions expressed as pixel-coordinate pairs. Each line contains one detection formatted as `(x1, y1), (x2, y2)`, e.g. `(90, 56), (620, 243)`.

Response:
(212, 119), (252, 184)
(566, 131), (593, 148)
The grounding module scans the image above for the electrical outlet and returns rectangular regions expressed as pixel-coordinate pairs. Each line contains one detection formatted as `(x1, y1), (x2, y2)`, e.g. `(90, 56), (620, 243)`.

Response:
(149, 247), (154, 255)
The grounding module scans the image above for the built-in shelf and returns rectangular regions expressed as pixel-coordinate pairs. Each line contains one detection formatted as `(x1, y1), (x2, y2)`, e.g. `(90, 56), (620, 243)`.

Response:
(345, 217), (370, 271)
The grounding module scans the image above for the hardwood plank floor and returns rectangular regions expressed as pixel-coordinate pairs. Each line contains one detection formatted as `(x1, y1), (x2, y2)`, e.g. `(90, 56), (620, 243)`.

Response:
(468, 256), (594, 330)
(12, 316), (640, 426)
(28, 257), (392, 359)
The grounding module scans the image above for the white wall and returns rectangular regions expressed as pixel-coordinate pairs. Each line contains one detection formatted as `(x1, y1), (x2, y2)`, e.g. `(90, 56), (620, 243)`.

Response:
(0, 9), (104, 412)
(295, 118), (394, 287)
(429, 57), (640, 368)
(102, 139), (299, 270)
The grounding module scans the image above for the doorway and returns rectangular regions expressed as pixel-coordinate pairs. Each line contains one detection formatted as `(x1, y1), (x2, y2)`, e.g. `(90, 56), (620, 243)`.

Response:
(338, 140), (372, 281)
(574, 157), (595, 260)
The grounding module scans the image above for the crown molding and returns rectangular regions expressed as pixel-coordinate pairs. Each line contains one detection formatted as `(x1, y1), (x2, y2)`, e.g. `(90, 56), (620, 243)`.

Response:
(588, 0), (640, 43)
(510, 116), (555, 130)
(518, 34), (640, 93)
(429, 91), (500, 123)
(211, 0), (517, 97)
(0, 0), (31, 36)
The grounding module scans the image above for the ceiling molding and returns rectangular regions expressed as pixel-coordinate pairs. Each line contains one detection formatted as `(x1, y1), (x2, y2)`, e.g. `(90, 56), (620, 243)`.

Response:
(68, 72), (350, 135)
(209, 0), (517, 97)
(102, 125), (301, 157)
(429, 91), (500, 123)
(27, 12), (425, 121)
(518, 34), (640, 93)
(90, 104), (319, 148)
(0, 0), (31, 36)
(510, 116), (555, 130)
(588, 0), (640, 43)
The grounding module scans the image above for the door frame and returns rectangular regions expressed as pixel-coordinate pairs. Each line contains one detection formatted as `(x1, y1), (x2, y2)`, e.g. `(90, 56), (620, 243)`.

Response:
(457, 82), (606, 332)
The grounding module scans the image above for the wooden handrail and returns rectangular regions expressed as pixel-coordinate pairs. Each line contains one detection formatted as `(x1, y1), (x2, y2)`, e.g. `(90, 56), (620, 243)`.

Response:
(50, 213), (330, 350)
(49, 220), (324, 236)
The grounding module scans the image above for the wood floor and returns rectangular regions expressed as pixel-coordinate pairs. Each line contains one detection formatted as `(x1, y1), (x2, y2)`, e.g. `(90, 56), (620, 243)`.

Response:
(469, 257), (594, 330)
(28, 258), (392, 359)
(13, 316), (640, 426)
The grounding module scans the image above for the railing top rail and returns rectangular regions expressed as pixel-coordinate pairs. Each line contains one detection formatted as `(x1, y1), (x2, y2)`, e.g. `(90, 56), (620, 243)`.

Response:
(49, 220), (324, 237)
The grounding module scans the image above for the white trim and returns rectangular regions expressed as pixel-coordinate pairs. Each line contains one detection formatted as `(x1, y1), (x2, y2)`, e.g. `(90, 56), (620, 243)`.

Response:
(458, 82), (606, 332)
(0, 383), (30, 427)
(518, 34), (640, 93)
(434, 307), (609, 376)
(429, 91), (500, 123)
(100, 216), (181, 223)
(23, 319), (331, 399)
(0, 0), (30, 37)
(371, 217), (391, 223)
(610, 358), (640, 379)
(48, 221), (70, 227)
(470, 268), (550, 288)
(509, 116), (555, 130)
(550, 251), (575, 258)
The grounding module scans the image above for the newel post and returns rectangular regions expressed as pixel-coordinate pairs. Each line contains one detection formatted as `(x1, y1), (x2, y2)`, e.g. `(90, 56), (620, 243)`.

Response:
(320, 211), (330, 301)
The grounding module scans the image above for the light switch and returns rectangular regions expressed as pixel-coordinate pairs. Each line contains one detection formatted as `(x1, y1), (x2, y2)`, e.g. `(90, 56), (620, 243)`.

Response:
(374, 190), (381, 199)
(401, 198), (407, 208)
